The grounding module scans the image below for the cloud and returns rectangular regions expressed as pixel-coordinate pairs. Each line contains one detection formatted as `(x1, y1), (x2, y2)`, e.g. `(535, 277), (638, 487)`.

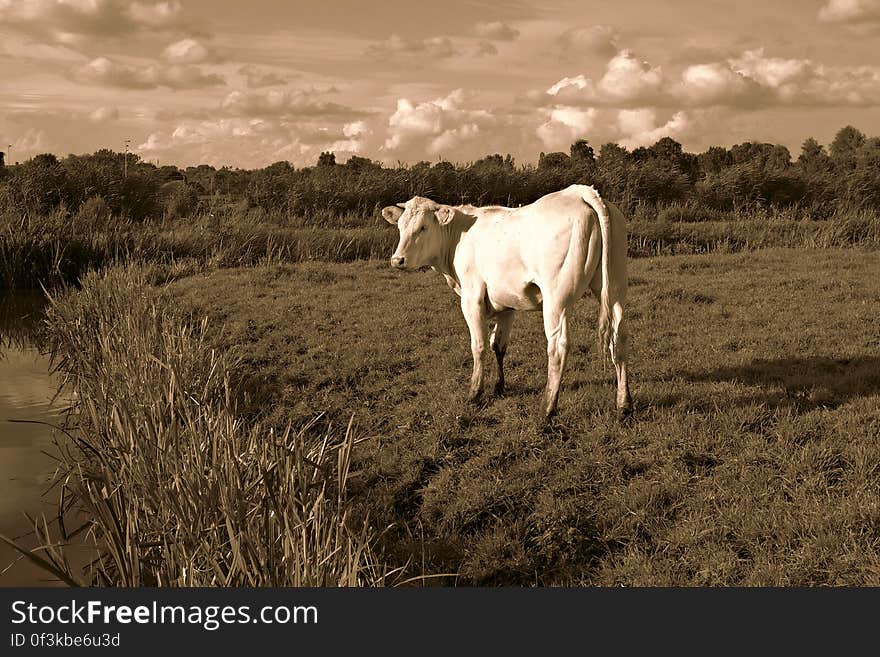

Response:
(474, 41), (499, 56)
(89, 106), (119, 122)
(138, 114), (372, 169)
(558, 25), (619, 58)
(474, 21), (519, 41)
(383, 89), (497, 157)
(220, 89), (367, 121)
(541, 50), (666, 107)
(546, 75), (596, 98)
(343, 121), (369, 138)
(818, 0), (880, 26)
(238, 65), (287, 88)
(677, 62), (767, 107)
(598, 50), (665, 103)
(78, 56), (223, 89)
(366, 34), (456, 60)
(542, 47), (880, 110)
(536, 106), (597, 149)
(729, 49), (880, 106)
(10, 128), (52, 154)
(162, 38), (216, 64)
(616, 109), (690, 149)
(0, 0), (187, 44)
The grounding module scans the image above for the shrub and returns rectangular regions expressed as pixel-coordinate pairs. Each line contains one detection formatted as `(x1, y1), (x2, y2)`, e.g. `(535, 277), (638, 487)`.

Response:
(75, 195), (111, 228)
(162, 181), (200, 219)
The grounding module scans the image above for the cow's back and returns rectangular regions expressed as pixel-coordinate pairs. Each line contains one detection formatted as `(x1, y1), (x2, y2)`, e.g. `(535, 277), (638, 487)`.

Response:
(456, 186), (601, 310)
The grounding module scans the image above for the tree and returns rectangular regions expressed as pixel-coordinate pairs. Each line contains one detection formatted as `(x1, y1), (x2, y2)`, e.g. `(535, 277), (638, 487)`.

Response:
(648, 136), (683, 162)
(344, 155), (378, 171)
(569, 139), (595, 164)
(538, 151), (570, 169)
(697, 146), (731, 176)
(797, 137), (831, 174)
(598, 142), (629, 164)
(830, 125), (866, 161)
(317, 151), (336, 167)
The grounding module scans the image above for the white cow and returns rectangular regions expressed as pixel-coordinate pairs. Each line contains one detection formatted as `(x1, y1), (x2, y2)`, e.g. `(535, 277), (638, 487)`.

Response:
(382, 184), (631, 421)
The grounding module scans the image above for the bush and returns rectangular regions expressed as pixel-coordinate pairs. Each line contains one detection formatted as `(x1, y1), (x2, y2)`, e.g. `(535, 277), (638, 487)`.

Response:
(75, 195), (111, 228)
(162, 181), (200, 219)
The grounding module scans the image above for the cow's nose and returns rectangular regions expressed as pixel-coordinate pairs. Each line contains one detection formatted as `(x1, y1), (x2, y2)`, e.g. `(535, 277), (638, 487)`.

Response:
(391, 256), (405, 269)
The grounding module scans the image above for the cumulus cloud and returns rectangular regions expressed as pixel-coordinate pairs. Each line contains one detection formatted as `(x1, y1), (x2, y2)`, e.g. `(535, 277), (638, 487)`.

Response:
(238, 65), (287, 88)
(728, 49), (880, 106)
(343, 121), (369, 138)
(0, 0), (187, 44)
(79, 56), (223, 89)
(162, 38), (216, 64)
(542, 47), (880, 110)
(598, 50), (665, 103)
(366, 34), (456, 60)
(383, 89), (497, 157)
(616, 109), (690, 149)
(818, 0), (880, 26)
(536, 106), (597, 149)
(676, 62), (767, 107)
(558, 25), (619, 58)
(474, 21), (519, 41)
(220, 89), (367, 121)
(541, 50), (666, 107)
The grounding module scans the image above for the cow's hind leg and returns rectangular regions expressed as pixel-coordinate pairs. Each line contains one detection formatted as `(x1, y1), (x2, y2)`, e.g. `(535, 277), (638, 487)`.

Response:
(541, 300), (570, 421)
(461, 294), (489, 403)
(489, 311), (515, 396)
(610, 301), (633, 418)
(590, 280), (633, 419)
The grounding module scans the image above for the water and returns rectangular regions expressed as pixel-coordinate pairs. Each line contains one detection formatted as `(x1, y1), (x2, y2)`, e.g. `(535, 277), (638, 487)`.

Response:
(0, 292), (69, 586)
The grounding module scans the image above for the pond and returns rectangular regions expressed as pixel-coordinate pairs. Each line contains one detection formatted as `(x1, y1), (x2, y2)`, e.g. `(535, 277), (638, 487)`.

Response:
(0, 291), (70, 586)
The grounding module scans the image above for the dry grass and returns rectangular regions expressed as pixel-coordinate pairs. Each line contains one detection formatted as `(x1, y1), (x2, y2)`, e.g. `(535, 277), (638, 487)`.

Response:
(166, 247), (880, 585)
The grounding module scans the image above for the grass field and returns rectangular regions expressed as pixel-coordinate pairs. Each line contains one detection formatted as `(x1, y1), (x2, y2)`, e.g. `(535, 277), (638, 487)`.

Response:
(157, 247), (880, 585)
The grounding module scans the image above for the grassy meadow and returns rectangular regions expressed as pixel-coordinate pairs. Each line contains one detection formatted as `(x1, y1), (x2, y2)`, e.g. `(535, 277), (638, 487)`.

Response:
(7, 208), (878, 586)
(39, 248), (868, 585)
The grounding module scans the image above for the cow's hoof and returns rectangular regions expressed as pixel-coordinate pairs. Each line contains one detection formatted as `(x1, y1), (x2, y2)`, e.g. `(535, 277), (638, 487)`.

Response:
(617, 403), (633, 423)
(493, 383), (505, 397)
(467, 390), (483, 405)
(540, 407), (558, 427)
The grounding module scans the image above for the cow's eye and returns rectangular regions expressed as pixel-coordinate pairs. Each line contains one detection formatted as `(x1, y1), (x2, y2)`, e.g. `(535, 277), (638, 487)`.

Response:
(420, 226), (427, 232)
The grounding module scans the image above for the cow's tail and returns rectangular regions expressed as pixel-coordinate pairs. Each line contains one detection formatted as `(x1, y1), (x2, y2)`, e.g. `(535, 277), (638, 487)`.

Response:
(580, 185), (614, 360)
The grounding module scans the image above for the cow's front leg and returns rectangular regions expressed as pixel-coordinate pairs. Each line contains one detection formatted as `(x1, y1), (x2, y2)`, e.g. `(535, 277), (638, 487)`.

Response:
(461, 294), (488, 403)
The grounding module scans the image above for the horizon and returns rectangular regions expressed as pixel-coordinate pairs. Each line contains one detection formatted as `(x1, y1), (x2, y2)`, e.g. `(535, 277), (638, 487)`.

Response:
(0, 121), (870, 172)
(2, 1), (880, 169)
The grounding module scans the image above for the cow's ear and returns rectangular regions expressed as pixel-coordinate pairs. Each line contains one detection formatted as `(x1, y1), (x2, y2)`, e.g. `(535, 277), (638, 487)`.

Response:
(382, 205), (404, 224)
(435, 206), (457, 225)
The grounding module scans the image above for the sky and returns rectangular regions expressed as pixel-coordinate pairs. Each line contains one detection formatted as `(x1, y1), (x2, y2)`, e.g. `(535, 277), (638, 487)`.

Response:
(1, 0), (879, 169)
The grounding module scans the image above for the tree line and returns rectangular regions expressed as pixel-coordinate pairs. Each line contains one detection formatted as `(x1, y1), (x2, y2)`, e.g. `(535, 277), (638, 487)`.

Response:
(1, 125), (877, 223)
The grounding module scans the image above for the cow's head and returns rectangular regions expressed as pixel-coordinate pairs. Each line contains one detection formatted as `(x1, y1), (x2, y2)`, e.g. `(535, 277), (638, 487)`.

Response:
(382, 197), (457, 270)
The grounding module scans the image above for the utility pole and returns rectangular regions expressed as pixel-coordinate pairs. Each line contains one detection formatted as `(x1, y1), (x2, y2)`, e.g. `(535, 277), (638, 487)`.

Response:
(123, 139), (131, 178)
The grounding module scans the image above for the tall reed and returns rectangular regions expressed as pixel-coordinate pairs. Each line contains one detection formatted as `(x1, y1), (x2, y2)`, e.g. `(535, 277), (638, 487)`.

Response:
(14, 267), (383, 586)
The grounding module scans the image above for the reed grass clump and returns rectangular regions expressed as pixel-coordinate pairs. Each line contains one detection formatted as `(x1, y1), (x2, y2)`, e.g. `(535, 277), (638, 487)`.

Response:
(23, 267), (382, 586)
